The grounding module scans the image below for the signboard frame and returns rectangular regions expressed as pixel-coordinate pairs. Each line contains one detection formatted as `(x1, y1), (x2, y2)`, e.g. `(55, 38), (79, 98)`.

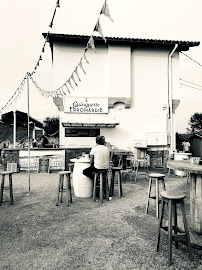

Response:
(38, 158), (50, 174)
(64, 96), (108, 114)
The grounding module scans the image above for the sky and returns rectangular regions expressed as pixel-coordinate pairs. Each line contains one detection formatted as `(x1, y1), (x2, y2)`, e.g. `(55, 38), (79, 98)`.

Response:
(0, 0), (202, 132)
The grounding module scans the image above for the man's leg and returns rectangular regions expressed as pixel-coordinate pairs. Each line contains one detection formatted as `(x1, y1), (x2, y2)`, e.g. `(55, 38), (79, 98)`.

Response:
(83, 165), (94, 180)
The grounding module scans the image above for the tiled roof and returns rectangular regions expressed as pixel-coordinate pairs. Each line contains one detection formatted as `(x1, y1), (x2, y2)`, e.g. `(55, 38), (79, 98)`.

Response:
(43, 33), (200, 51)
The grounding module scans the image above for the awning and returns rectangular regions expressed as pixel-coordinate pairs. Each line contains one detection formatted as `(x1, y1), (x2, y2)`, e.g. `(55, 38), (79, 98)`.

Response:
(0, 110), (43, 129)
(62, 122), (119, 128)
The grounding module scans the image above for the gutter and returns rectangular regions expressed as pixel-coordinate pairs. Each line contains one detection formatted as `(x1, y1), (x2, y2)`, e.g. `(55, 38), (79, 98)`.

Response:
(168, 44), (178, 154)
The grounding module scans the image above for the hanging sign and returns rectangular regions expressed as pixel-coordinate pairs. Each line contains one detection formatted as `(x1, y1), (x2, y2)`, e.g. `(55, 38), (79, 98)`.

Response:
(64, 97), (108, 113)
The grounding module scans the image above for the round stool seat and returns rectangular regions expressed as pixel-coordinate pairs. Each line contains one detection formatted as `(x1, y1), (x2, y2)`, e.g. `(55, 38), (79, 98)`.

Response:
(160, 191), (186, 200)
(0, 171), (13, 175)
(149, 173), (165, 178)
(58, 171), (71, 175)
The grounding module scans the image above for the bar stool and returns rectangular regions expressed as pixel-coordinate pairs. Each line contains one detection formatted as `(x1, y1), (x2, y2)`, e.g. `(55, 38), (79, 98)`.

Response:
(93, 170), (109, 203)
(56, 171), (72, 206)
(110, 167), (123, 198)
(146, 173), (166, 218)
(0, 171), (14, 205)
(156, 191), (193, 265)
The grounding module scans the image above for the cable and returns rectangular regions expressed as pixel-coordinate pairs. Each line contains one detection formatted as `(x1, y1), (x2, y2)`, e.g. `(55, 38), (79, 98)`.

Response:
(180, 51), (202, 67)
(180, 83), (202, 91)
(180, 79), (202, 88)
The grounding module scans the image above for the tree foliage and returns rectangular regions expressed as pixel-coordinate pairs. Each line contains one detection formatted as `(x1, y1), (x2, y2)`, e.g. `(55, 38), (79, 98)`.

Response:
(43, 116), (59, 138)
(187, 112), (202, 134)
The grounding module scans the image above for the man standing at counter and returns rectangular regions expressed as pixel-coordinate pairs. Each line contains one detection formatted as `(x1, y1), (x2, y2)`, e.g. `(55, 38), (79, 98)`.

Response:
(83, 135), (110, 180)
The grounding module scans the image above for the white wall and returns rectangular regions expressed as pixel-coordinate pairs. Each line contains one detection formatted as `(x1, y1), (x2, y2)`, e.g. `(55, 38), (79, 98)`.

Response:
(53, 42), (180, 150)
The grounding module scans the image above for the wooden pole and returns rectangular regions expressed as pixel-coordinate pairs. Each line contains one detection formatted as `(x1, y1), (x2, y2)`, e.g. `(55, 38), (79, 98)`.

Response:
(27, 73), (31, 194)
(13, 109), (16, 148)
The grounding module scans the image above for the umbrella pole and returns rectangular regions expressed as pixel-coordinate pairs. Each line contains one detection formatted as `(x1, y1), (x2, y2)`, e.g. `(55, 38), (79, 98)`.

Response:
(27, 72), (31, 194)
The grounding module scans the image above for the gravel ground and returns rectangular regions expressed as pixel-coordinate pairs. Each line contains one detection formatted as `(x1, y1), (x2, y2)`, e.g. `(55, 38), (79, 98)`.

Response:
(0, 170), (202, 270)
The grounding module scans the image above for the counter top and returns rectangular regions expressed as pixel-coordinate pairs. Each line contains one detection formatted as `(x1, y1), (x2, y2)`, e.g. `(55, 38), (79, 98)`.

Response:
(167, 160), (202, 174)
(70, 157), (90, 163)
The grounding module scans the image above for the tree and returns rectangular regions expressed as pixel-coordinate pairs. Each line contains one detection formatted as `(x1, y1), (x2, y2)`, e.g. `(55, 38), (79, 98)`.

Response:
(187, 112), (202, 134)
(43, 116), (59, 138)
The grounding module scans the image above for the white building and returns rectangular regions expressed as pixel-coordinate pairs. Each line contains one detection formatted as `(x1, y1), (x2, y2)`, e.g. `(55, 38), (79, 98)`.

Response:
(44, 33), (199, 166)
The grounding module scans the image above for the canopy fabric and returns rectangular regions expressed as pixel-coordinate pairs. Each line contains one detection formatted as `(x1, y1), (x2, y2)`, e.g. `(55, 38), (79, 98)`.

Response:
(62, 122), (119, 128)
(1, 110), (43, 129)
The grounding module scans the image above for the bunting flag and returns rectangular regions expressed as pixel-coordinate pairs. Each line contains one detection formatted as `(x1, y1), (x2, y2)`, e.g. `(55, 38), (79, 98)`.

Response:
(67, 78), (74, 90)
(0, 0), (114, 107)
(78, 59), (86, 74)
(56, 0), (60, 8)
(64, 83), (70, 94)
(75, 66), (81, 81)
(94, 20), (106, 43)
(70, 73), (78, 86)
(88, 36), (96, 52)
(83, 54), (90, 64)
(100, 0), (114, 22)
(49, 7), (57, 28)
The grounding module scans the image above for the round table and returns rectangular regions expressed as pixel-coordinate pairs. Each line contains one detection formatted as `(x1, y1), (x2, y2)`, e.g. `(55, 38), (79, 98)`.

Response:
(70, 157), (93, 198)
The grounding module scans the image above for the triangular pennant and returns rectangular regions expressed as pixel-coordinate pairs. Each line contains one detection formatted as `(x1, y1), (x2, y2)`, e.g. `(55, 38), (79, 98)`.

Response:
(64, 83), (70, 94)
(68, 79), (74, 90)
(70, 73), (78, 86)
(78, 59), (86, 74)
(75, 67), (81, 81)
(39, 55), (42, 61)
(61, 87), (66, 96)
(94, 20), (106, 43)
(83, 53), (90, 64)
(56, 0), (60, 8)
(88, 36), (96, 52)
(49, 8), (57, 28)
(100, 0), (114, 22)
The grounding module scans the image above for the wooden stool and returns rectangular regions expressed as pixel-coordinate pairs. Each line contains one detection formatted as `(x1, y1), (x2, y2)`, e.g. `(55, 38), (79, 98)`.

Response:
(156, 191), (193, 265)
(68, 163), (74, 172)
(93, 170), (109, 203)
(56, 171), (72, 206)
(146, 173), (166, 218)
(0, 171), (14, 205)
(110, 167), (123, 198)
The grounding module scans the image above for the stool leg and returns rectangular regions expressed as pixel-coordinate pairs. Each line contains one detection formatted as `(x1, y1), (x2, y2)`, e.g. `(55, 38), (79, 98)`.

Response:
(65, 175), (70, 207)
(180, 201), (193, 262)
(156, 198), (165, 251)
(162, 178), (166, 191)
(110, 170), (115, 197)
(56, 175), (62, 206)
(60, 175), (64, 203)
(168, 199), (173, 265)
(93, 174), (97, 202)
(146, 177), (152, 214)
(67, 174), (72, 203)
(0, 175), (5, 205)
(120, 171), (123, 196)
(100, 173), (103, 204)
(156, 179), (159, 219)
(117, 171), (121, 199)
(9, 174), (13, 205)
(105, 173), (109, 201)
(173, 201), (178, 249)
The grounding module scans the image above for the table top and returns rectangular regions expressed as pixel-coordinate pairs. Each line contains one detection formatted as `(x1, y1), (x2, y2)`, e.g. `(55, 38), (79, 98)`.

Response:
(167, 160), (202, 174)
(70, 157), (90, 163)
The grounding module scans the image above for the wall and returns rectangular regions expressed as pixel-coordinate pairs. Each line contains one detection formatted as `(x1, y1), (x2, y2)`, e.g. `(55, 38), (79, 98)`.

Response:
(52, 41), (180, 151)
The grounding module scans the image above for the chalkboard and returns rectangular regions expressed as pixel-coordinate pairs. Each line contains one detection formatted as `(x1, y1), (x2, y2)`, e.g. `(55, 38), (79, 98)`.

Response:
(38, 158), (50, 173)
